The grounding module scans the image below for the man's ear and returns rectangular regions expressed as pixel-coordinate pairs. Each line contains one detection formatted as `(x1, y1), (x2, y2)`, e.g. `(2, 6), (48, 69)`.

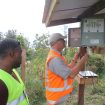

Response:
(9, 50), (15, 57)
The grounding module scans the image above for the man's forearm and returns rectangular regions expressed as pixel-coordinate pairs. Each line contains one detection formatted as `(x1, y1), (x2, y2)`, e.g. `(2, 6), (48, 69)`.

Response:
(69, 54), (88, 78)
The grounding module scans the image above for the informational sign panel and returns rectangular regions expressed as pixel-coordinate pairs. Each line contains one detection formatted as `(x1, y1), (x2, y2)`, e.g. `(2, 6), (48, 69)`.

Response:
(68, 28), (81, 47)
(81, 18), (105, 46)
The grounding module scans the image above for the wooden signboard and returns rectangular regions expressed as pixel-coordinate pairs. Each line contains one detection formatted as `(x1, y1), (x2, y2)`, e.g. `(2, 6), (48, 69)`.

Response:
(68, 28), (81, 47)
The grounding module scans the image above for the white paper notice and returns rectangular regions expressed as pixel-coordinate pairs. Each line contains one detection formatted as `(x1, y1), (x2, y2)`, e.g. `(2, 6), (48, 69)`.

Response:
(79, 71), (98, 77)
(83, 19), (104, 32)
(90, 39), (99, 44)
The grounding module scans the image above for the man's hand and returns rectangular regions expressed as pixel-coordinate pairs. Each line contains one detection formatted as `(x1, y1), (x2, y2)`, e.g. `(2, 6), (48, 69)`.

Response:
(69, 53), (89, 78)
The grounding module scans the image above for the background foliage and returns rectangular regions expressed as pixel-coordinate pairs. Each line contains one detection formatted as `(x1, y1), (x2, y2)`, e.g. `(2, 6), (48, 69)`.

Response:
(0, 30), (105, 105)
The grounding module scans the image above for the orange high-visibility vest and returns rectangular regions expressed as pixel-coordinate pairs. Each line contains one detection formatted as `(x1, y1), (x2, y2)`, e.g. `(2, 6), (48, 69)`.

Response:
(45, 49), (74, 105)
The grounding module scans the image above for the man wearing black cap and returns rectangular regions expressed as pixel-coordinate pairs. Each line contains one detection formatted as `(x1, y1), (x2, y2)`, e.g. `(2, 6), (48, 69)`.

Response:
(45, 33), (88, 105)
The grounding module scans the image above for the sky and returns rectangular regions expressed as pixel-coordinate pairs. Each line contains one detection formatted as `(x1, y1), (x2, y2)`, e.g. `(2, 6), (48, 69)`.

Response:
(0, 0), (80, 43)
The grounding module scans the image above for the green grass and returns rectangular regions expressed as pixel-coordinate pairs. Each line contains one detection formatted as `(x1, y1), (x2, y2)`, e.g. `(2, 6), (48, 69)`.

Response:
(24, 49), (105, 105)
(25, 66), (105, 105)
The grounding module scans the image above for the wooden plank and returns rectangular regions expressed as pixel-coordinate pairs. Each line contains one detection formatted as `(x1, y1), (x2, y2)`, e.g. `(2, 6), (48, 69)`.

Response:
(76, 74), (98, 85)
(78, 47), (87, 105)
(48, 18), (79, 27)
(21, 49), (26, 83)
(45, 0), (58, 26)
(78, 84), (85, 105)
(78, 0), (105, 19)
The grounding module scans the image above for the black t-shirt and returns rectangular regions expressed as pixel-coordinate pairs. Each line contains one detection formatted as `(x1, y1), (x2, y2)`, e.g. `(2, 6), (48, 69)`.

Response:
(0, 80), (8, 105)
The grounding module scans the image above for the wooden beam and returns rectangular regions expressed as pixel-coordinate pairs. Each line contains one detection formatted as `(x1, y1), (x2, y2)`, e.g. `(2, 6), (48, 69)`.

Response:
(21, 49), (26, 83)
(94, 13), (105, 17)
(42, 0), (51, 23)
(78, 47), (87, 105)
(78, 0), (105, 19)
(47, 18), (80, 27)
(78, 84), (85, 105)
(45, 0), (58, 26)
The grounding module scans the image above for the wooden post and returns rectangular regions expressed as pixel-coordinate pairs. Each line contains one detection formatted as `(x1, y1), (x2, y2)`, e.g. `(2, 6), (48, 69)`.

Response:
(21, 49), (26, 83)
(78, 47), (87, 105)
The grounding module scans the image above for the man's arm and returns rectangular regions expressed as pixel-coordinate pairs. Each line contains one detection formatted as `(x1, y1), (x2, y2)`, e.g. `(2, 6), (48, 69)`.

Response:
(49, 57), (72, 79)
(68, 52), (79, 68)
(68, 48), (81, 68)
(48, 54), (88, 79)
(0, 80), (8, 105)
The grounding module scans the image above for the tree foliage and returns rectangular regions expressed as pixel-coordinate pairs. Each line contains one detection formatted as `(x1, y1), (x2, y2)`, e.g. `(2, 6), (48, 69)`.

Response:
(16, 35), (33, 60)
(16, 35), (30, 49)
(0, 30), (50, 61)
(0, 29), (33, 60)
(0, 32), (4, 40)
(32, 33), (49, 49)
(5, 30), (16, 39)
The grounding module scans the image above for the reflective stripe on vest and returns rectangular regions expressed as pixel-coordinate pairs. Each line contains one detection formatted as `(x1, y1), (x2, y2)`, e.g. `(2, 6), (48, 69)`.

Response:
(46, 79), (73, 92)
(48, 94), (69, 105)
(48, 100), (56, 105)
(7, 94), (25, 105)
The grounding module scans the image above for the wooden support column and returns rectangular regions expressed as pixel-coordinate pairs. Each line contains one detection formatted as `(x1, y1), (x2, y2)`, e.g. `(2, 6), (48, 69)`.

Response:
(21, 49), (26, 83)
(78, 47), (87, 105)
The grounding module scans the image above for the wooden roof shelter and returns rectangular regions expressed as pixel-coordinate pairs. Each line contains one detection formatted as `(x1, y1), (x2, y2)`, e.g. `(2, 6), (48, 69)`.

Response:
(42, 0), (105, 105)
(42, 0), (105, 27)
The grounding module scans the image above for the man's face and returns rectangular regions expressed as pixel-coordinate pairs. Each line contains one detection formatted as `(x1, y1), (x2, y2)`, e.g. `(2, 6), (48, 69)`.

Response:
(57, 39), (66, 50)
(13, 47), (22, 68)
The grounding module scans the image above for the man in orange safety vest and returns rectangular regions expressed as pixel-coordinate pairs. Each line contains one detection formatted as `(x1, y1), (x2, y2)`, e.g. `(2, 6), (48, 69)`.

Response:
(45, 33), (88, 105)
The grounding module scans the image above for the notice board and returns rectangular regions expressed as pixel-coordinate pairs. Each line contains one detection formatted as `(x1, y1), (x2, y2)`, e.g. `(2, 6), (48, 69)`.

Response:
(68, 28), (81, 47)
(81, 18), (105, 46)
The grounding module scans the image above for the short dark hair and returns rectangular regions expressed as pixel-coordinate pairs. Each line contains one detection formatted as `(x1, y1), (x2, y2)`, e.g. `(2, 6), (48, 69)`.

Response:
(0, 38), (21, 58)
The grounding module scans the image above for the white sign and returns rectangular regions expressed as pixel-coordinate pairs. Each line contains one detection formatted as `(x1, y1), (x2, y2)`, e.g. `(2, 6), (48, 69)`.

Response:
(90, 39), (99, 44)
(79, 71), (98, 77)
(83, 19), (104, 32)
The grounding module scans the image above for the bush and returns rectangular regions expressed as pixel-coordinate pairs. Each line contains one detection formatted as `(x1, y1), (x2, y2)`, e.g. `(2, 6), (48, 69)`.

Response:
(25, 62), (46, 105)
(90, 78), (105, 96)
(25, 48), (105, 105)
(25, 48), (48, 105)
(87, 54), (105, 77)
(64, 47), (78, 63)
